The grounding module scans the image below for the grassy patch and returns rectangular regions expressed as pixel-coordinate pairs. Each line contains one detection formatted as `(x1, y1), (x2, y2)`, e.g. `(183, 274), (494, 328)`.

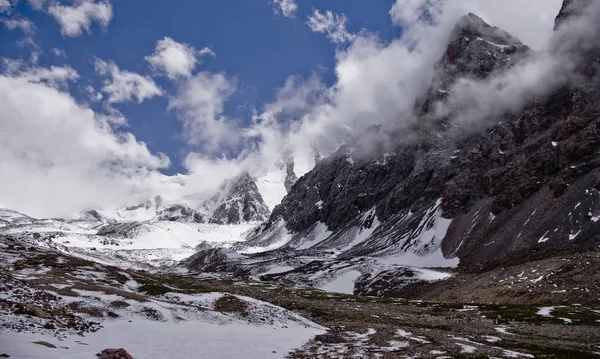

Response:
(67, 302), (104, 317)
(110, 300), (130, 309)
(481, 304), (600, 325)
(214, 295), (249, 317)
(138, 283), (171, 296)
(551, 306), (600, 325)
(502, 341), (600, 359)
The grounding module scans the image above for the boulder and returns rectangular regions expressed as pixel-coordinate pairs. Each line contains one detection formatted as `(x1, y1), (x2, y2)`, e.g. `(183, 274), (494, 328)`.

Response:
(97, 348), (134, 359)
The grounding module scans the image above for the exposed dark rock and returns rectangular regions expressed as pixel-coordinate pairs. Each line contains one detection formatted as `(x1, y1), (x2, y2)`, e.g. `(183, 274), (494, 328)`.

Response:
(156, 204), (203, 223)
(182, 248), (248, 277)
(284, 158), (299, 192)
(97, 222), (143, 239)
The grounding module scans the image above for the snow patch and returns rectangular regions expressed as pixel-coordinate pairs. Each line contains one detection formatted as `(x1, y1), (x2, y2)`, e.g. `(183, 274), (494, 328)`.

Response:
(319, 270), (361, 294)
(263, 265), (295, 275)
(296, 222), (332, 250)
(537, 307), (554, 317)
(255, 166), (288, 212)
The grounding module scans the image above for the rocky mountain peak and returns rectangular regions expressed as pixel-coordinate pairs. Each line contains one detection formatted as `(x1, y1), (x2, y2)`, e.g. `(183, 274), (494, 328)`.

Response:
(451, 14), (522, 47)
(284, 157), (298, 192)
(208, 171), (270, 225)
(438, 13), (527, 84)
(551, 0), (600, 80)
(419, 14), (529, 118)
(554, 0), (593, 30)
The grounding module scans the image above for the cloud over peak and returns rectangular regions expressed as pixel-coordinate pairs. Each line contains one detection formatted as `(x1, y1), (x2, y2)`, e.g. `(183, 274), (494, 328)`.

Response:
(145, 37), (215, 80)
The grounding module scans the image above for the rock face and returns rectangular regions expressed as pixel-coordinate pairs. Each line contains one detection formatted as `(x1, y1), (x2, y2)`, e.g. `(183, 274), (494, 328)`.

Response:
(208, 172), (271, 225)
(250, 3), (600, 272)
(284, 158), (299, 193)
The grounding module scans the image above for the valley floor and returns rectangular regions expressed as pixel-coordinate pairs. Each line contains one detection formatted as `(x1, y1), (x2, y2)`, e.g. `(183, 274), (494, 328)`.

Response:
(1, 235), (599, 358)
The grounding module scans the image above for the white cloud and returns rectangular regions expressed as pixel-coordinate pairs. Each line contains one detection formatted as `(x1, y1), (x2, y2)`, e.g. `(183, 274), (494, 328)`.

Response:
(48, 0), (113, 37)
(0, 64), (170, 217)
(95, 59), (163, 104)
(51, 48), (67, 57)
(0, 0), (12, 14)
(27, 0), (47, 10)
(272, 0), (297, 18)
(145, 37), (215, 80)
(85, 84), (104, 102)
(2, 59), (79, 88)
(307, 9), (355, 44)
(169, 72), (239, 153)
(1, 17), (35, 33)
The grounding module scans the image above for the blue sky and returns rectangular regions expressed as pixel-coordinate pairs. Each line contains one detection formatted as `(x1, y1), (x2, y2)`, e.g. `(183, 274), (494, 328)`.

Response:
(1, 0), (398, 175)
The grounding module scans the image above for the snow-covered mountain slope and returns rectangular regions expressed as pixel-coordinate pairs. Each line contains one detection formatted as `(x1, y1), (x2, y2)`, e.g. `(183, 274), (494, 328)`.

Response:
(204, 172), (270, 225)
(255, 156), (300, 211)
(255, 166), (289, 212)
(0, 208), (35, 226)
(0, 216), (257, 268)
(179, 199), (459, 295)
(239, 199), (457, 266)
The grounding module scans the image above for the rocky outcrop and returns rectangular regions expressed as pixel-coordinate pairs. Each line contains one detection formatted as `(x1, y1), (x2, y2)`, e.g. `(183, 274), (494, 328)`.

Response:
(181, 247), (248, 276)
(97, 222), (143, 238)
(284, 158), (298, 192)
(156, 204), (203, 223)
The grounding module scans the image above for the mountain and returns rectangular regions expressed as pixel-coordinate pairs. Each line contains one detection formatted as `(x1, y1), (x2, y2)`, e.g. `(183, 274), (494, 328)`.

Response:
(0, 208), (35, 226)
(205, 3), (600, 300)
